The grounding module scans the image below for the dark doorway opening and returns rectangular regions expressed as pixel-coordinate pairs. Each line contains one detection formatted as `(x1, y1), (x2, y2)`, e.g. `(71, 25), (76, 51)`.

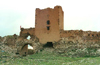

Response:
(43, 42), (53, 48)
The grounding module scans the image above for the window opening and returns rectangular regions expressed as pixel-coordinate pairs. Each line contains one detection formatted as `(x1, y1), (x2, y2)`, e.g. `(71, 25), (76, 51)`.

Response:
(47, 26), (50, 30)
(27, 36), (31, 40)
(47, 20), (50, 25)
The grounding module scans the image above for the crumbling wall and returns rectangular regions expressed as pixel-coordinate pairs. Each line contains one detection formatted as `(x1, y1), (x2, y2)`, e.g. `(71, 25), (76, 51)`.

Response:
(60, 30), (83, 38)
(16, 36), (42, 56)
(18, 28), (35, 41)
(60, 30), (100, 42)
(2, 34), (18, 48)
(1, 29), (100, 56)
(82, 31), (100, 42)
(0, 34), (18, 55)
(53, 37), (100, 55)
(0, 36), (3, 43)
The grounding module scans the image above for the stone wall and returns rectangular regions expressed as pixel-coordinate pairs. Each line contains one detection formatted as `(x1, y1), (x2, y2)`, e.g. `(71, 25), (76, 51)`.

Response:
(82, 31), (100, 41)
(60, 30), (100, 42)
(60, 30), (83, 37)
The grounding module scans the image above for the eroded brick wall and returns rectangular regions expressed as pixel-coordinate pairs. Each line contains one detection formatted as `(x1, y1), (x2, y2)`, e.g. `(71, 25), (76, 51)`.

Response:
(60, 30), (83, 38)
(18, 28), (35, 41)
(60, 30), (100, 42)
(82, 31), (100, 42)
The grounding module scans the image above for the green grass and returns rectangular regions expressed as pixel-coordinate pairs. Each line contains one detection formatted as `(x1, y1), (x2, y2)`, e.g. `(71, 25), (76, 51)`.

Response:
(1, 52), (100, 65)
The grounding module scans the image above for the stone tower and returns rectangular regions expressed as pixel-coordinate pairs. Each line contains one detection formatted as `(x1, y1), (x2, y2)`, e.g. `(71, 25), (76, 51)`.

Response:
(35, 6), (64, 44)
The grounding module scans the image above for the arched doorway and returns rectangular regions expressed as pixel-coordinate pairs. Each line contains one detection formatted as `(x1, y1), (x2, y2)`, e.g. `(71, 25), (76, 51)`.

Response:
(43, 42), (53, 48)
(21, 43), (34, 56)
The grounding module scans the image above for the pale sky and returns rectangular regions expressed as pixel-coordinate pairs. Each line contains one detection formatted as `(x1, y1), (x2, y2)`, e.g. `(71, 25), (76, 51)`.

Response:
(0, 0), (100, 37)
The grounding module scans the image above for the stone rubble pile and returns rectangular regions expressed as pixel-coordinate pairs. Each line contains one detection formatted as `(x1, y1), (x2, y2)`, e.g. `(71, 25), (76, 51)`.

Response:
(0, 35), (18, 55)
(0, 43), (17, 54)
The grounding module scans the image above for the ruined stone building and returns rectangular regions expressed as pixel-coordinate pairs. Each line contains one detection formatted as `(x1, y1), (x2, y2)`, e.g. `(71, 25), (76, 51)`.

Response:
(19, 5), (100, 44)
(16, 6), (100, 55)
(19, 6), (64, 44)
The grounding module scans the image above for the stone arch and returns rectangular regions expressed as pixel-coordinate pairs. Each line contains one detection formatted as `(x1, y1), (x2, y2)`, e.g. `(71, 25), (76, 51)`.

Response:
(20, 43), (33, 56)
(16, 36), (41, 56)
(16, 28), (41, 56)
(16, 42), (34, 56)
